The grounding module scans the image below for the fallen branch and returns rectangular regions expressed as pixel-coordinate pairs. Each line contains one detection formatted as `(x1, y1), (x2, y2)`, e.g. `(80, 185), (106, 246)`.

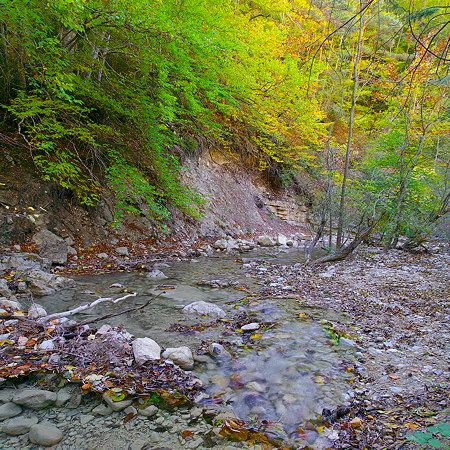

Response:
(73, 293), (161, 327)
(38, 292), (138, 323)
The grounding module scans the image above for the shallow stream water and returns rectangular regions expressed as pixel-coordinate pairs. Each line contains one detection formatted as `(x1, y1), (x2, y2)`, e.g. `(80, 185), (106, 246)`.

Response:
(3, 249), (356, 448)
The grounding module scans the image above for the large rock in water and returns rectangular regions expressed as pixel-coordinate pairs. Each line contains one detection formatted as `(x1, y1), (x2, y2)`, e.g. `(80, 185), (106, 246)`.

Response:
(12, 389), (57, 410)
(132, 337), (161, 364)
(182, 301), (226, 319)
(29, 423), (63, 446)
(31, 229), (68, 265)
(162, 346), (194, 370)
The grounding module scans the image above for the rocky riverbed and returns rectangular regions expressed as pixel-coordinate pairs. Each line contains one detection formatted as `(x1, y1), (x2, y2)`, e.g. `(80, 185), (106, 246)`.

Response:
(0, 238), (449, 449)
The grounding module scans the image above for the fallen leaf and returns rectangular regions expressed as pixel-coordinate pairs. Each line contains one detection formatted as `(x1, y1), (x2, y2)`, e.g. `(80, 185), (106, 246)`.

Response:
(84, 374), (104, 382)
(388, 374), (401, 380)
(350, 417), (363, 429)
(405, 422), (420, 430)
(123, 412), (135, 424)
(182, 430), (194, 440)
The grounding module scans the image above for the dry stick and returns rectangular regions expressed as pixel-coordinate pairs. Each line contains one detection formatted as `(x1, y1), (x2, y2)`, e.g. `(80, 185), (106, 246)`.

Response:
(74, 293), (162, 327)
(38, 292), (138, 323)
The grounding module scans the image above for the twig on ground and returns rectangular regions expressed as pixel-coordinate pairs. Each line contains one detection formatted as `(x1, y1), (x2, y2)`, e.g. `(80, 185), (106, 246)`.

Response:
(38, 292), (138, 323)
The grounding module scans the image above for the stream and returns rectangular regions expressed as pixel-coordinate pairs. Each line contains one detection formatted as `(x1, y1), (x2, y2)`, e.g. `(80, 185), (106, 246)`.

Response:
(3, 249), (358, 449)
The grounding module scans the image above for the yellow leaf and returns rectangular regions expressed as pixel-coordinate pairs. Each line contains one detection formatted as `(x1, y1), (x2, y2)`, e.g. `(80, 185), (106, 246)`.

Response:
(404, 422), (420, 430)
(350, 417), (363, 428)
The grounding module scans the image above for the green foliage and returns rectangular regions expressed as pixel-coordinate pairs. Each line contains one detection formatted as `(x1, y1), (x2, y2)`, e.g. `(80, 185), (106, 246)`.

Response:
(406, 423), (450, 448)
(1, 0), (328, 224)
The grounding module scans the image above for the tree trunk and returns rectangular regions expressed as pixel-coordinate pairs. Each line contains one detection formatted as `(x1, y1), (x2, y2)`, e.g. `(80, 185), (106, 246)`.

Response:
(336, 3), (364, 249)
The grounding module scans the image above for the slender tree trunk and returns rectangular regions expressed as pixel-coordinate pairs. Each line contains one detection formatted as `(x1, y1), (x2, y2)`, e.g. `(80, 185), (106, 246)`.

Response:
(336, 3), (364, 249)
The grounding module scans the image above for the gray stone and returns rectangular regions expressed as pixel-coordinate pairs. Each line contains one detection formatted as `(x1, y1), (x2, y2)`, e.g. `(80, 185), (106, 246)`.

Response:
(55, 388), (72, 407)
(0, 279), (11, 297)
(96, 324), (113, 335)
(13, 389), (57, 409)
(28, 303), (48, 319)
(97, 253), (109, 259)
(124, 406), (137, 415)
(212, 239), (228, 250)
(0, 402), (22, 419)
(102, 393), (133, 411)
(208, 343), (225, 356)
(2, 416), (39, 435)
(257, 235), (275, 247)
(79, 414), (95, 425)
(67, 246), (77, 255)
(183, 301), (226, 319)
(31, 229), (68, 265)
(39, 339), (55, 351)
(24, 269), (75, 296)
(115, 246), (129, 256)
(92, 403), (113, 416)
(0, 298), (21, 310)
(146, 269), (168, 279)
(162, 346), (194, 370)
(1, 252), (51, 272)
(0, 389), (16, 403)
(29, 423), (63, 446)
(132, 337), (161, 364)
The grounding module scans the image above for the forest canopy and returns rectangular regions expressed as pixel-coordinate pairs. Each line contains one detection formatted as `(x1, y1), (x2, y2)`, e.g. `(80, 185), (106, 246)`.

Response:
(0, 0), (449, 247)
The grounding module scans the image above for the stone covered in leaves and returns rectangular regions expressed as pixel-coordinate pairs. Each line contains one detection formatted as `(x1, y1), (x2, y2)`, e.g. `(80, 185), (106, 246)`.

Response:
(0, 310), (203, 404)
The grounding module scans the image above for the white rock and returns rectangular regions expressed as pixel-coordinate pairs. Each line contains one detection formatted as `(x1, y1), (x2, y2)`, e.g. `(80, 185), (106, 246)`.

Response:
(182, 301), (226, 319)
(39, 339), (55, 351)
(132, 337), (161, 364)
(162, 346), (194, 370)
(241, 323), (260, 331)
(28, 304), (48, 319)
(276, 234), (287, 246)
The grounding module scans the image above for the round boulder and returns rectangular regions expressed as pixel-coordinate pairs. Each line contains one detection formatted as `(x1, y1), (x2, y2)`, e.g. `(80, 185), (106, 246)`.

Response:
(29, 423), (63, 446)
(182, 301), (226, 319)
(2, 416), (39, 436)
(162, 346), (194, 370)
